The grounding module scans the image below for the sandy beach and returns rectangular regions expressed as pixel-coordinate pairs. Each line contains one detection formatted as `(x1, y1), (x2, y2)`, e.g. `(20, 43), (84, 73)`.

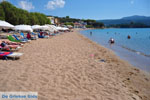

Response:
(0, 29), (150, 100)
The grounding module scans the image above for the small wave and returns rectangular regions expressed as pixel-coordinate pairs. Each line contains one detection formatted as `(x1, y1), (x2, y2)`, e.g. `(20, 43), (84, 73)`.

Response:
(120, 45), (150, 57)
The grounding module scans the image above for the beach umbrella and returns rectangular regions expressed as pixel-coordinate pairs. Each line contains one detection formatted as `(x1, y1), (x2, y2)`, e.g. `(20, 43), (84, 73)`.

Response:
(14, 25), (33, 32)
(41, 25), (50, 31)
(62, 27), (69, 31)
(32, 25), (42, 30)
(49, 25), (58, 31)
(41, 25), (56, 33)
(56, 26), (63, 31)
(0, 20), (14, 29)
(46, 25), (58, 32)
(56, 26), (69, 31)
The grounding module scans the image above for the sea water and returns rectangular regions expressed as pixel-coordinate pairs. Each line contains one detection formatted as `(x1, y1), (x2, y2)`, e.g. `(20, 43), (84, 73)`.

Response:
(80, 28), (150, 72)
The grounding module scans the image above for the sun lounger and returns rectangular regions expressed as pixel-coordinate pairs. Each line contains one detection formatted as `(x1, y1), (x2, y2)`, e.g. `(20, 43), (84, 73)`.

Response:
(7, 52), (23, 59)
(38, 34), (49, 38)
(31, 32), (38, 40)
(0, 52), (23, 60)
(7, 35), (27, 43)
(38, 34), (45, 38)
(13, 34), (29, 42)
(20, 33), (27, 39)
(7, 35), (21, 42)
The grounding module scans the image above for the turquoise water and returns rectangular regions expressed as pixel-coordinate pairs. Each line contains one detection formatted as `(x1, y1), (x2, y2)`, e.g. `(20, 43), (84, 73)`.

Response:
(80, 28), (150, 72)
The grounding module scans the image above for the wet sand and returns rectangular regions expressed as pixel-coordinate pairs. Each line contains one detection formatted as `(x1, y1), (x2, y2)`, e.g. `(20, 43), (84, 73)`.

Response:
(0, 29), (150, 100)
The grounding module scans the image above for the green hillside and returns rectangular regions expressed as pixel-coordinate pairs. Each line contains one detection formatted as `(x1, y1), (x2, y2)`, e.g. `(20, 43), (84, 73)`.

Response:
(0, 1), (51, 25)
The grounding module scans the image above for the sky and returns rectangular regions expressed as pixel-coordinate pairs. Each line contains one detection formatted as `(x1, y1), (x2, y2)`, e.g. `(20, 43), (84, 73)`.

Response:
(4, 0), (150, 20)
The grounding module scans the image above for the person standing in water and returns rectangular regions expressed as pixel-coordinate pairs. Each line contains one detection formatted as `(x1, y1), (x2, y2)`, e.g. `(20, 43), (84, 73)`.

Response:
(109, 38), (115, 44)
(90, 31), (92, 36)
(127, 35), (131, 39)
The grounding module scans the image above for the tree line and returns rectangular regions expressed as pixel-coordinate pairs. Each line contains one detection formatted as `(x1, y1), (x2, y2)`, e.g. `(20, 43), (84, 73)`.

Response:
(108, 22), (150, 28)
(0, 1), (51, 25)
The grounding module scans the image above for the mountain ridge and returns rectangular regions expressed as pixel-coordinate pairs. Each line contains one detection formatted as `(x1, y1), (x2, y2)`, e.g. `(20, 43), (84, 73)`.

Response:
(97, 15), (150, 26)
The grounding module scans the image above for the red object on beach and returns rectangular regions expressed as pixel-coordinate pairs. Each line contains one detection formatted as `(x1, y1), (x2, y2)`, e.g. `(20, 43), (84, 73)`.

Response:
(40, 32), (43, 36)
(0, 52), (11, 59)
(27, 33), (31, 39)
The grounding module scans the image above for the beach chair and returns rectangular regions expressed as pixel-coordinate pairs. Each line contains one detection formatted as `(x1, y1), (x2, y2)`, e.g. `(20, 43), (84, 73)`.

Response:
(21, 33), (34, 41)
(38, 34), (45, 38)
(0, 52), (23, 60)
(31, 32), (38, 40)
(38, 33), (49, 38)
(20, 33), (32, 40)
(7, 35), (22, 43)
(20, 33), (26, 38)
(13, 34), (28, 42)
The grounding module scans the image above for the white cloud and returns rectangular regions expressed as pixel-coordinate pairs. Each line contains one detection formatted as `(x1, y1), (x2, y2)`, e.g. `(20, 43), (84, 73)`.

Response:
(45, 0), (65, 10)
(0, 0), (4, 2)
(0, 0), (8, 3)
(130, 0), (134, 4)
(18, 1), (34, 11)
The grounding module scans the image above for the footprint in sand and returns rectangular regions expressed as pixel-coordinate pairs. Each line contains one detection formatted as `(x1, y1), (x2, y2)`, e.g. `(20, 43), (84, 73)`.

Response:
(133, 68), (140, 73)
(39, 76), (49, 83)
(38, 96), (49, 100)
(17, 77), (28, 82)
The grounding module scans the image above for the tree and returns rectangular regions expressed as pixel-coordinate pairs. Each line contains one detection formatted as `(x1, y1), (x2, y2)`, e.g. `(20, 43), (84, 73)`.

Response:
(66, 16), (70, 19)
(0, 1), (51, 25)
(0, 5), (5, 20)
(64, 22), (74, 26)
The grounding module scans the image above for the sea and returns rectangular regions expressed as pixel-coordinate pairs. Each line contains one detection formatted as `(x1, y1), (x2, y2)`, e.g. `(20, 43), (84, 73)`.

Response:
(80, 28), (150, 72)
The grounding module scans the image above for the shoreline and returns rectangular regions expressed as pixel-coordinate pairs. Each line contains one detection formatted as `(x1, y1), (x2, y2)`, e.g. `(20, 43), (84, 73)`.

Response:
(77, 29), (150, 75)
(80, 28), (150, 72)
(0, 29), (150, 100)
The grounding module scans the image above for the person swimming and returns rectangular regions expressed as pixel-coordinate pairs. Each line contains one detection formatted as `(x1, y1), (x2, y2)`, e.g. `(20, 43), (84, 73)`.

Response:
(127, 35), (131, 39)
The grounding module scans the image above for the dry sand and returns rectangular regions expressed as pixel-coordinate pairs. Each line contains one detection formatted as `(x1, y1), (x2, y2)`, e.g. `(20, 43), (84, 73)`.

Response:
(0, 29), (150, 100)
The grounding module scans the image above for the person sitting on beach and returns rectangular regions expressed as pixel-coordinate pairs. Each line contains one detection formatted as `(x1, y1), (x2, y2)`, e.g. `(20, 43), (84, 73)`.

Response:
(1, 41), (7, 47)
(27, 33), (31, 39)
(0, 41), (11, 51)
(40, 32), (43, 36)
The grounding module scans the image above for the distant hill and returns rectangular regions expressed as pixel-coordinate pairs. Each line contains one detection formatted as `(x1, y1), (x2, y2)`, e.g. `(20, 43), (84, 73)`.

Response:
(97, 15), (150, 26)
